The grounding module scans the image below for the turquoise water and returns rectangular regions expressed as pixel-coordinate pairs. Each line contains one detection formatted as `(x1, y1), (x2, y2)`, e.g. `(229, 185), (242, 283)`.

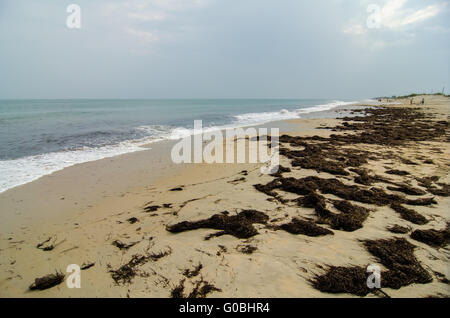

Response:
(0, 98), (357, 192)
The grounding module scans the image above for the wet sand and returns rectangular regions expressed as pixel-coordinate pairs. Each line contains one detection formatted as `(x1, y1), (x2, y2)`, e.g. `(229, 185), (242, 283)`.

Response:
(0, 95), (449, 298)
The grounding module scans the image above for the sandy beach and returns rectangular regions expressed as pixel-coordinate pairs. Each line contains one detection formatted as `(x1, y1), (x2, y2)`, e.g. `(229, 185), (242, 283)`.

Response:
(0, 95), (449, 298)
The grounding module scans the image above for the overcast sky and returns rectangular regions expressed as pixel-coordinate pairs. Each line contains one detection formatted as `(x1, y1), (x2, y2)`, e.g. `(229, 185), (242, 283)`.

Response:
(0, 0), (449, 99)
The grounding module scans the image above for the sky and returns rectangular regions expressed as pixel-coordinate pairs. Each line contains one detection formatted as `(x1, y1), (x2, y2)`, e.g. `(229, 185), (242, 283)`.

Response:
(0, 0), (449, 99)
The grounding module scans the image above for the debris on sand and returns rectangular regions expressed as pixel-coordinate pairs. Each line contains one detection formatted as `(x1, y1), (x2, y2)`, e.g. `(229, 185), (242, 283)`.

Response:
(166, 210), (269, 239)
(170, 187), (184, 192)
(297, 191), (325, 208)
(387, 185), (427, 196)
(183, 264), (203, 278)
(416, 176), (440, 187)
(385, 170), (410, 176)
(36, 237), (51, 249)
(362, 238), (432, 289)
(81, 262), (95, 270)
(110, 255), (147, 284)
(405, 197), (437, 206)
(236, 244), (258, 254)
(149, 247), (172, 261)
(256, 176), (403, 206)
(188, 279), (222, 298)
(269, 165), (292, 177)
(171, 279), (186, 298)
(144, 205), (160, 213)
(112, 240), (139, 250)
(387, 225), (411, 234)
(312, 238), (432, 295)
(272, 218), (333, 237)
(410, 226), (450, 248)
(326, 200), (371, 232)
(415, 177), (450, 197)
(29, 272), (65, 291)
(428, 183), (450, 197)
(433, 271), (450, 285)
(227, 177), (246, 185)
(171, 277), (221, 298)
(390, 203), (429, 225)
(36, 236), (55, 251)
(127, 217), (139, 224)
(350, 168), (392, 186)
(110, 248), (172, 285)
(311, 266), (370, 296)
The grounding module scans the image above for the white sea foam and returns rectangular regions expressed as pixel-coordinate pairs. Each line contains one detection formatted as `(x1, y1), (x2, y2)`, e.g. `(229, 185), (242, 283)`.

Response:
(233, 100), (357, 125)
(0, 141), (152, 193)
(0, 100), (360, 193)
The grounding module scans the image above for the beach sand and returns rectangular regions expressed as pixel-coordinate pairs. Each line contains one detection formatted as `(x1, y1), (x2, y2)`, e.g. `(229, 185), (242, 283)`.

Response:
(0, 95), (449, 298)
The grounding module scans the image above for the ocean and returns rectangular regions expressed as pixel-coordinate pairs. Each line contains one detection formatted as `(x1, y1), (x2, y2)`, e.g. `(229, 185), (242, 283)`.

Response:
(0, 99), (360, 193)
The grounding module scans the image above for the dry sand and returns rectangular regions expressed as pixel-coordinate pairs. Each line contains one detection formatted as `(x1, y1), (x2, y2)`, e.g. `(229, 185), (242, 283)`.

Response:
(0, 95), (449, 298)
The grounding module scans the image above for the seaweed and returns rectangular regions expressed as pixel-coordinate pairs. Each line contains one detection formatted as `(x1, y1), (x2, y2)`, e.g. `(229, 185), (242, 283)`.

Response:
(127, 217), (139, 224)
(311, 266), (370, 296)
(390, 203), (428, 225)
(112, 240), (139, 250)
(166, 210), (269, 239)
(256, 176), (403, 206)
(183, 264), (203, 278)
(81, 262), (95, 270)
(312, 238), (432, 296)
(29, 272), (65, 291)
(328, 200), (371, 232)
(405, 197), (437, 206)
(144, 205), (160, 213)
(362, 238), (432, 289)
(410, 226), (450, 248)
(236, 245), (258, 254)
(188, 278), (222, 298)
(171, 278), (222, 298)
(385, 170), (410, 176)
(387, 185), (427, 196)
(387, 225), (411, 234)
(171, 280), (186, 298)
(110, 248), (172, 284)
(273, 218), (333, 237)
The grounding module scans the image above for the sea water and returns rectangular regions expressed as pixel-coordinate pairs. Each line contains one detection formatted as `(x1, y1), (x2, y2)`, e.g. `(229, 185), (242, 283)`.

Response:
(0, 99), (360, 192)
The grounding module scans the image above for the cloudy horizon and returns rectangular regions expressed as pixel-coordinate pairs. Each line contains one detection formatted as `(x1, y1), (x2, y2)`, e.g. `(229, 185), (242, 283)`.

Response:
(0, 0), (449, 99)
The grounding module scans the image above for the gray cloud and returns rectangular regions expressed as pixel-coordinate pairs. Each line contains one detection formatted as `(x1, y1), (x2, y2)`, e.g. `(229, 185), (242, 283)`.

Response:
(0, 0), (448, 99)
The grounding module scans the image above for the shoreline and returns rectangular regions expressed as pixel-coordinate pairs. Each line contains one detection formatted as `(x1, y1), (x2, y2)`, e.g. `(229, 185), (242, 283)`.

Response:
(0, 99), (372, 195)
(1, 95), (449, 298)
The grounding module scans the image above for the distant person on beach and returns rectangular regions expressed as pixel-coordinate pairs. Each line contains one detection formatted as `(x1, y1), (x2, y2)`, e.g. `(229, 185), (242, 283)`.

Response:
(421, 98), (425, 105)
(410, 99), (413, 105)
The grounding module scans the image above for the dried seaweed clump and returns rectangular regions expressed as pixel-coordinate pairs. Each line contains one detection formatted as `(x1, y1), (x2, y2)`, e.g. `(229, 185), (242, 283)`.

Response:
(183, 264), (203, 278)
(297, 191), (371, 232)
(328, 108), (448, 146)
(188, 279), (222, 298)
(170, 278), (222, 298)
(312, 238), (432, 296)
(166, 210), (269, 239)
(311, 266), (370, 297)
(237, 244), (258, 254)
(362, 238), (432, 289)
(410, 225), (450, 248)
(329, 200), (371, 232)
(387, 225), (411, 234)
(390, 203), (429, 225)
(385, 170), (410, 176)
(416, 176), (450, 197)
(274, 218), (333, 237)
(256, 176), (403, 206)
(29, 272), (65, 291)
(110, 249), (172, 284)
